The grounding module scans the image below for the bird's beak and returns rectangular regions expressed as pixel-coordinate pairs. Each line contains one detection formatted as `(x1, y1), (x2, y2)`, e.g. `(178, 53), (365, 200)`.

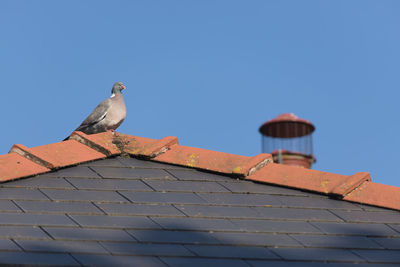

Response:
(121, 85), (126, 90)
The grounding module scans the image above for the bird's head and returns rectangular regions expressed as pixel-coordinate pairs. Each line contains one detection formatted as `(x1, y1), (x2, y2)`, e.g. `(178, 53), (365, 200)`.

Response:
(111, 82), (126, 94)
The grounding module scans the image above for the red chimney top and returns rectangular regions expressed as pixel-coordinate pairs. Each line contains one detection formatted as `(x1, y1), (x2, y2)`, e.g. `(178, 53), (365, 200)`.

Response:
(259, 113), (316, 169)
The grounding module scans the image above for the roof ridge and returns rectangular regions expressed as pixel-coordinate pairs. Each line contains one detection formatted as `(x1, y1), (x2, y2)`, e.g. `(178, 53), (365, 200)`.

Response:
(1, 131), (399, 211)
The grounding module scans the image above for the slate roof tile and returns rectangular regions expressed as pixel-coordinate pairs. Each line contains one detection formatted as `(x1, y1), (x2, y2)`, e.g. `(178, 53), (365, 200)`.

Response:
(370, 237), (400, 249)
(0, 226), (50, 239)
(197, 192), (282, 206)
(98, 203), (185, 217)
(185, 244), (279, 259)
(120, 191), (207, 204)
(330, 210), (400, 224)
(229, 219), (322, 234)
(290, 234), (384, 249)
(168, 169), (236, 181)
(271, 247), (364, 262)
(44, 227), (135, 241)
(212, 232), (301, 246)
(66, 177), (152, 191)
(353, 249), (400, 263)
(0, 188), (49, 200)
(151, 217), (241, 231)
(15, 200), (103, 214)
(70, 214), (162, 229)
(175, 205), (262, 219)
(1, 177), (74, 189)
(42, 166), (101, 178)
(219, 181), (311, 196)
(91, 166), (173, 180)
(41, 188), (127, 202)
(16, 239), (109, 254)
(100, 242), (194, 256)
(0, 213), (77, 226)
(144, 180), (230, 192)
(252, 206), (343, 221)
(0, 239), (21, 251)
(0, 251), (80, 266)
(117, 157), (190, 170)
(0, 200), (22, 212)
(311, 221), (400, 236)
(73, 254), (166, 267)
(159, 257), (250, 267)
(127, 229), (220, 244)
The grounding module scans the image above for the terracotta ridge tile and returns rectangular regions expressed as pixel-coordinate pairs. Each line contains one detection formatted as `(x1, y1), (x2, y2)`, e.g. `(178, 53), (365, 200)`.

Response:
(10, 140), (106, 169)
(153, 144), (272, 177)
(0, 152), (50, 182)
(344, 181), (400, 211)
(70, 131), (179, 158)
(10, 144), (54, 169)
(330, 172), (371, 196)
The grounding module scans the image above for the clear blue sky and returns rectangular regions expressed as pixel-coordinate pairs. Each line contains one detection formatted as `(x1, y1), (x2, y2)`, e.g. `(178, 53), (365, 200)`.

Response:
(1, 1), (399, 186)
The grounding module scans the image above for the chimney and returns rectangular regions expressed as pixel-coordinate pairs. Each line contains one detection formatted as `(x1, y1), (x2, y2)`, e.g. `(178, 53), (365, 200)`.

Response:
(259, 113), (316, 168)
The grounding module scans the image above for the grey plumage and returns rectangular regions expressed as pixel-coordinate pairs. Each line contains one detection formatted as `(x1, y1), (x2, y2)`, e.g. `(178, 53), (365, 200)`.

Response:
(64, 82), (127, 140)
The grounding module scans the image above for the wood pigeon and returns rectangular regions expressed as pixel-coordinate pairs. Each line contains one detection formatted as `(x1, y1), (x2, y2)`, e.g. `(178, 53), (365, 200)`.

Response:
(64, 82), (127, 140)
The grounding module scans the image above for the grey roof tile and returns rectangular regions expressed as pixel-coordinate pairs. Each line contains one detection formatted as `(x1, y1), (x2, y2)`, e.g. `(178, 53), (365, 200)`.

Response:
(1, 177), (74, 189)
(16, 239), (109, 254)
(0, 239), (21, 251)
(311, 221), (400, 236)
(0, 251), (80, 266)
(0, 213), (77, 226)
(330, 210), (400, 224)
(230, 219), (321, 234)
(0, 200), (22, 212)
(42, 189), (127, 202)
(91, 166), (173, 179)
(370, 237), (400, 249)
(197, 192), (282, 206)
(0, 188), (49, 200)
(168, 169), (235, 181)
(160, 257), (250, 267)
(119, 157), (189, 170)
(101, 242), (194, 256)
(271, 248), (363, 262)
(212, 232), (301, 246)
(98, 203), (185, 216)
(127, 230), (220, 244)
(290, 234), (384, 249)
(15, 200), (103, 214)
(120, 191), (207, 204)
(44, 227), (135, 241)
(247, 261), (375, 267)
(353, 249), (400, 263)
(0, 226), (49, 239)
(389, 224), (400, 233)
(66, 177), (153, 191)
(219, 181), (311, 196)
(73, 254), (166, 267)
(151, 217), (240, 231)
(185, 245), (279, 259)
(275, 195), (362, 210)
(81, 158), (126, 167)
(145, 180), (230, 192)
(175, 205), (261, 219)
(42, 166), (100, 178)
(252, 207), (343, 221)
(70, 214), (161, 229)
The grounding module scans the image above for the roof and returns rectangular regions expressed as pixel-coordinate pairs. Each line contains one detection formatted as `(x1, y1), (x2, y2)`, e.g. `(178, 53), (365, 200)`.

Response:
(0, 131), (399, 266)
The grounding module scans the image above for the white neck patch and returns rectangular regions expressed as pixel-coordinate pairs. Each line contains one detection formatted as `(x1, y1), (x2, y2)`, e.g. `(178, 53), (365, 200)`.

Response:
(110, 93), (116, 98)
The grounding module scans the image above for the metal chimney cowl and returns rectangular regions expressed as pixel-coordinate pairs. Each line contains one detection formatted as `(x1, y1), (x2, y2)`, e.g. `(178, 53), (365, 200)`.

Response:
(259, 113), (316, 169)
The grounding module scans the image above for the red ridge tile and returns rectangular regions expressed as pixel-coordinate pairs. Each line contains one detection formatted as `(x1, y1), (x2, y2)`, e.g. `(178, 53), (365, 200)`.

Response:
(344, 181), (400, 210)
(10, 140), (106, 169)
(154, 145), (272, 176)
(247, 163), (349, 195)
(70, 131), (121, 156)
(0, 152), (50, 182)
(331, 172), (371, 196)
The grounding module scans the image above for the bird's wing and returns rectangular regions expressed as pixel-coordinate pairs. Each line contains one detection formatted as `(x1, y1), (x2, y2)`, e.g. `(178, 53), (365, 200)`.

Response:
(75, 98), (112, 131)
